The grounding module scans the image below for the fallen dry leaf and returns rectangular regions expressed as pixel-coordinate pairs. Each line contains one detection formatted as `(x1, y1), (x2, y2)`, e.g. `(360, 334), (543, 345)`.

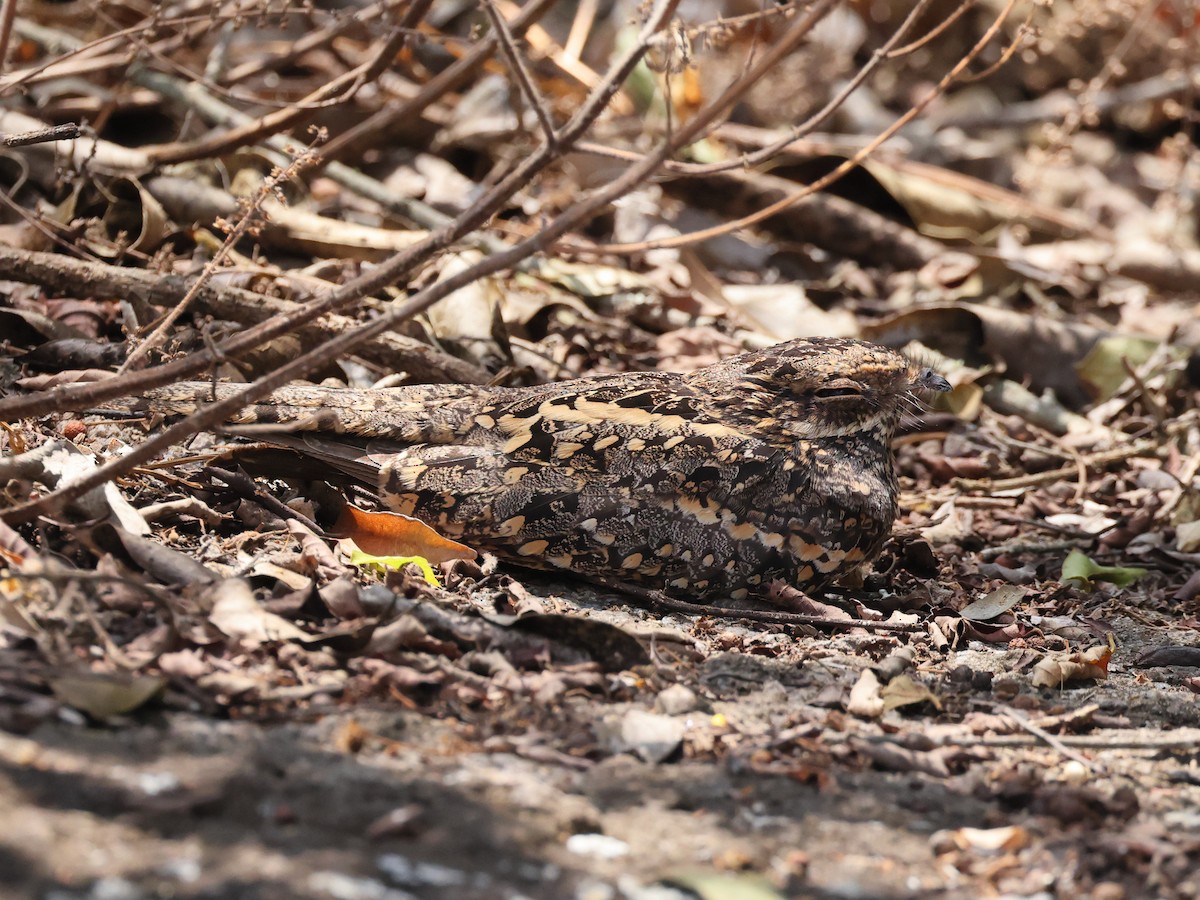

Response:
(206, 578), (313, 650)
(51, 672), (166, 720)
(880, 674), (941, 712)
(333, 503), (476, 564)
(847, 669), (885, 718)
(1031, 644), (1113, 688)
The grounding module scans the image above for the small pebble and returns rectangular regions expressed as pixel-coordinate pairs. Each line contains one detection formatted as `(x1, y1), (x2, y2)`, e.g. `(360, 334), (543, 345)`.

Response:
(655, 684), (699, 715)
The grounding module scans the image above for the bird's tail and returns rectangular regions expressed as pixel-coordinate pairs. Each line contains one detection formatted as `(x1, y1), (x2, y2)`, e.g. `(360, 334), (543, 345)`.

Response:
(94, 381), (487, 441)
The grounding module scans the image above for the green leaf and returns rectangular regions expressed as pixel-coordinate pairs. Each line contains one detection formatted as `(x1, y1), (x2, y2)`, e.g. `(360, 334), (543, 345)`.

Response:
(349, 549), (441, 586)
(1061, 549), (1146, 588)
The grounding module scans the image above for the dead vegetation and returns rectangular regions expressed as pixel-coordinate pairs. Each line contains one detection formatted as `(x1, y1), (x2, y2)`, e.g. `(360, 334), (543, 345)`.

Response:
(2, 1), (1200, 897)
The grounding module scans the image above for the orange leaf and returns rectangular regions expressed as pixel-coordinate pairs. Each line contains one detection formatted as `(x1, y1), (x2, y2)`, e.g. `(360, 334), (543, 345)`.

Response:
(332, 504), (476, 564)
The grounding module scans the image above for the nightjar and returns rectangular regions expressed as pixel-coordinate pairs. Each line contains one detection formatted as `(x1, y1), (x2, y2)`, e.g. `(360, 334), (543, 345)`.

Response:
(133, 337), (949, 601)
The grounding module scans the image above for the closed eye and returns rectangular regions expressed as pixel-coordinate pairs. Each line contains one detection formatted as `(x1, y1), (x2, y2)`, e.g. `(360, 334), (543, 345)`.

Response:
(814, 386), (862, 399)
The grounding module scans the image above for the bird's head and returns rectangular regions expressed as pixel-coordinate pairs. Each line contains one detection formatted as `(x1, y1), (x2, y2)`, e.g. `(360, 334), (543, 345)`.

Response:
(687, 337), (950, 442)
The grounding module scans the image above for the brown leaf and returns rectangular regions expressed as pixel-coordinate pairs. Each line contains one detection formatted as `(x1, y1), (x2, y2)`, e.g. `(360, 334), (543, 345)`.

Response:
(880, 674), (941, 712)
(959, 585), (1028, 622)
(1030, 644), (1112, 688)
(206, 579), (312, 650)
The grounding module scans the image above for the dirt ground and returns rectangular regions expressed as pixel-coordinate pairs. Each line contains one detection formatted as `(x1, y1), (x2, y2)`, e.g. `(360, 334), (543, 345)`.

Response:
(4, 564), (1200, 900)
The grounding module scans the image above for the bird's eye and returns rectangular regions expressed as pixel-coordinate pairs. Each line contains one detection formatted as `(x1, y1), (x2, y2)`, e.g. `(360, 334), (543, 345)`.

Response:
(814, 386), (862, 399)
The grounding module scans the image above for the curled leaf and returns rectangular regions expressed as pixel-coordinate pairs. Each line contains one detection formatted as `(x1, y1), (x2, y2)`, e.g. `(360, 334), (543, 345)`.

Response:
(1061, 549), (1146, 588)
(1031, 644), (1112, 688)
(348, 549), (442, 587)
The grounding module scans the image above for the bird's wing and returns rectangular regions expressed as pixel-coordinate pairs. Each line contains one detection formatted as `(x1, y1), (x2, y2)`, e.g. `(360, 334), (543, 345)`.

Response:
(376, 382), (803, 555)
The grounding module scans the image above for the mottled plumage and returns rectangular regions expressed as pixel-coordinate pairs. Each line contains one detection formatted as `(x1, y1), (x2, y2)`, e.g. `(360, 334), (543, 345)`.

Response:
(134, 338), (949, 601)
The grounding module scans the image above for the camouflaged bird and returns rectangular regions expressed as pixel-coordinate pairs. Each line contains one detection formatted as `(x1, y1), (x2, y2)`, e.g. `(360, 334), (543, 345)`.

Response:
(134, 338), (949, 601)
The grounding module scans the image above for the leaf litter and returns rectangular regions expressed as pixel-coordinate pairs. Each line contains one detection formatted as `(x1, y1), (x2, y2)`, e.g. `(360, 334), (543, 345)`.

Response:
(0, 1), (1199, 898)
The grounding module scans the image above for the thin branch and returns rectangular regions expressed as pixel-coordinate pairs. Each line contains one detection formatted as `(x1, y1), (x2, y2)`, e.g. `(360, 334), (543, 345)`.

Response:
(482, 0), (557, 149)
(5, 10), (232, 96)
(561, 0), (943, 181)
(0, 0), (691, 521)
(119, 132), (325, 374)
(0, 0), (587, 423)
(0, 245), (490, 385)
(886, 0), (977, 57)
(714, 0), (939, 172)
(0, 123), (83, 146)
(141, 4), (425, 167)
(0, 0), (15, 75)
(222, 0), (403, 85)
(587, 0), (1023, 255)
(318, 0), (558, 163)
(4, 0), (844, 523)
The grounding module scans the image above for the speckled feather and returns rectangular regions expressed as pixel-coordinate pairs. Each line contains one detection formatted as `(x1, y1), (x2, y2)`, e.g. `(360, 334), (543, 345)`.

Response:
(134, 338), (949, 601)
